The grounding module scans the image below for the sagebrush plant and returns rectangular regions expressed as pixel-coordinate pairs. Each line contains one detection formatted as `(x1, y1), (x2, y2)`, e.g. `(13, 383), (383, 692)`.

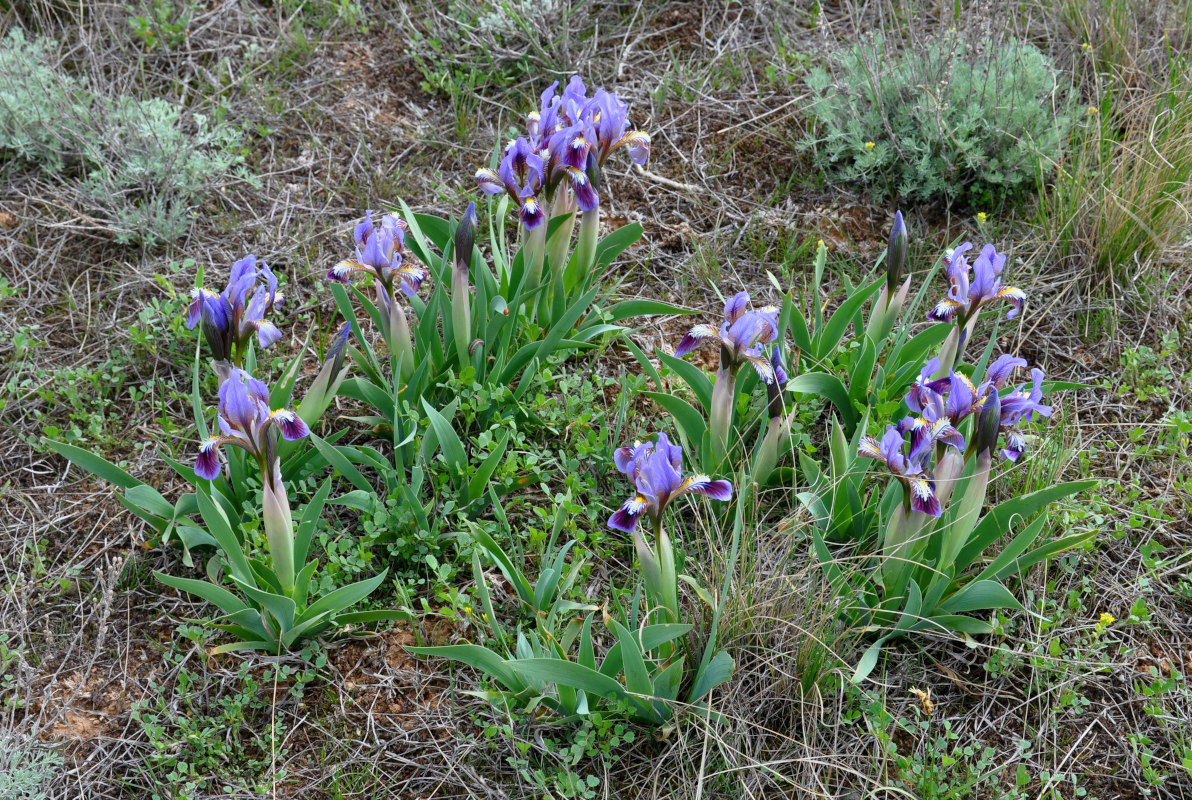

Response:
(804, 32), (1072, 208)
(0, 29), (249, 245)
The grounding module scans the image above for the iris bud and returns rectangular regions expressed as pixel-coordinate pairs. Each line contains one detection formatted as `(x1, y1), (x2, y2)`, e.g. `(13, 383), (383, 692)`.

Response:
(886, 210), (907, 297)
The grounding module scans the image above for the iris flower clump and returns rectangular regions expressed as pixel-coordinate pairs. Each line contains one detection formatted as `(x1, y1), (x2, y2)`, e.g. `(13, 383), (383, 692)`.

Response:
(607, 433), (731, 622)
(327, 210), (428, 375)
(475, 76), (651, 293)
(195, 367), (310, 594)
(928, 242), (1025, 369)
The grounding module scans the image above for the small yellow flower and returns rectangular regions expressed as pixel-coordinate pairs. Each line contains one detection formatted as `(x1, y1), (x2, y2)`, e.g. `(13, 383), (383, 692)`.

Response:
(817, 238), (825, 250)
(864, 141), (876, 150)
(1087, 105), (1099, 115)
(1081, 42), (1093, 52)
(463, 605), (473, 616)
(1099, 612), (1115, 626)
(976, 212), (988, 225)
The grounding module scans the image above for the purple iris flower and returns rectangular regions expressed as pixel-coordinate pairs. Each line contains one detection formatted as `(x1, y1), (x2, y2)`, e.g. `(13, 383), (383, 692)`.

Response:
(186, 255), (283, 362)
(675, 291), (782, 383)
(907, 354), (1030, 425)
(858, 420), (962, 517)
(195, 368), (310, 480)
(928, 243), (1025, 325)
(476, 137), (548, 229)
(327, 210), (428, 297)
(997, 368), (1052, 460)
(607, 432), (732, 533)
(583, 88), (650, 166)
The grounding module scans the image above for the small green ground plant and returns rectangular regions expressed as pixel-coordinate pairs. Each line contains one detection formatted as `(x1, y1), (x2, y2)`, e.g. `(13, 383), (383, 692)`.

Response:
(0, 29), (250, 245)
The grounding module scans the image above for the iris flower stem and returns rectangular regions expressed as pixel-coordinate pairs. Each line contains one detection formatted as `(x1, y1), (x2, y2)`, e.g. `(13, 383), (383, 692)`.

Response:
(451, 267), (471, 368)
(653, 517), (679, 627)
(570, 208), (600, 293)
(709, 362), (737, 465)
(522, 221), (547, 309)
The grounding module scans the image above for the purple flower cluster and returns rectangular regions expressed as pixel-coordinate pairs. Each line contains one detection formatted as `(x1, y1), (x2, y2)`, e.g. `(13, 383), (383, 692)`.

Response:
(186, 255), (283, 363)
(859, 417), (965, 517)
(607, 432), (732, 534)
(907, 355), (1052, 461)
(862, 354), (1053, 516)
(476, 77), (650, 229)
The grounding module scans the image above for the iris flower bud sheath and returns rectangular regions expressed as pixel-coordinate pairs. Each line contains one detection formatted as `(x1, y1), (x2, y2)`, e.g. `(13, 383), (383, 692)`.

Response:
(452, 203), (477, 366)
(571, 152), (602, 292)
(864, 211), (912, 343)
(941, 391), (1001, 570)
(886, 210), (908, 298)
(262, 462), (296, 595)
(546, 187), (577, 289)
(753, 346), (791, 481)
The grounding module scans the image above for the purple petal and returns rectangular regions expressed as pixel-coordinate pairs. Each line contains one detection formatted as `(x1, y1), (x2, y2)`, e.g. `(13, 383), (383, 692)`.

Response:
(608, 499), (644, 533)
(195, 437), (223, 480)
(724, 291), (750, 325)
(674, 324), (719, 358)
(681, 476), (733, 502)
(613, 445), (637, 475)
(353, 211), (375, 248)
(254, 320), (283, 350)
(219, 372), (259, 433)
(986, 354), (1027, 388)
(655, 432), (683, 471)
(269, 409), (310, 440)
(908, 477), (942, 517)
(476, 168), (506, 195)
(567, 166), (600, 211)
(519, 197), (545, 230)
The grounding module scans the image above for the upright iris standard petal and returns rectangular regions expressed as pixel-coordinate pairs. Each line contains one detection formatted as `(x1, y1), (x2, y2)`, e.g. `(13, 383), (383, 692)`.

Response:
(219, 369), (261, 432)
(985, 354), (1027, 387)
(724, 292), (750, 325)
(606, 432), (731, 533)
